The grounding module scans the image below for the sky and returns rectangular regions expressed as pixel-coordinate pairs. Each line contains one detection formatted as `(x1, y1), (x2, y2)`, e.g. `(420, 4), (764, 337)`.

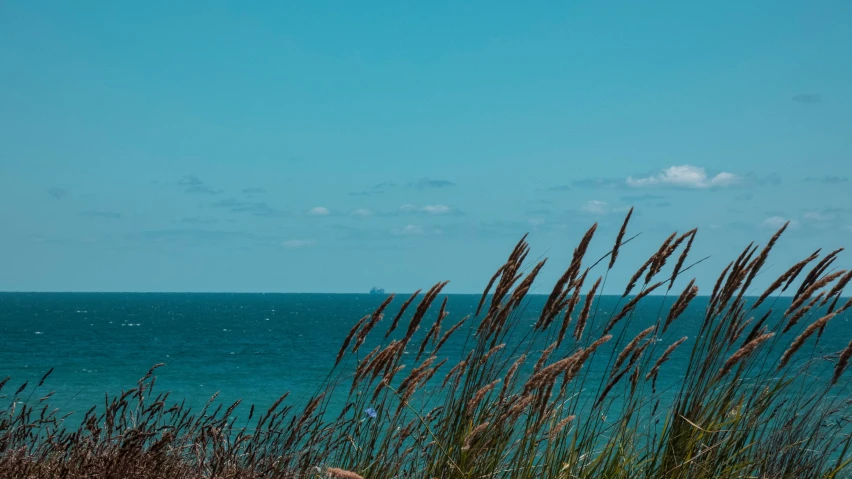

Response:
(1, 1), (851, 294)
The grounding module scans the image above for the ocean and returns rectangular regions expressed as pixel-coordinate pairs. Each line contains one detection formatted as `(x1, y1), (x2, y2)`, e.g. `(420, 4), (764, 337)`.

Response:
(1, 293), (848, 423)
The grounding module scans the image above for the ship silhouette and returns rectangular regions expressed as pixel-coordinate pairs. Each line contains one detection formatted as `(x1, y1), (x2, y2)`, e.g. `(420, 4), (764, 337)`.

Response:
(369, 287), (385, 295)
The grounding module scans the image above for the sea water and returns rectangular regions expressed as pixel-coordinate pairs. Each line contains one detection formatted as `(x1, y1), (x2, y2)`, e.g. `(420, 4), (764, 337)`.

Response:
(1, 293), (849, 424)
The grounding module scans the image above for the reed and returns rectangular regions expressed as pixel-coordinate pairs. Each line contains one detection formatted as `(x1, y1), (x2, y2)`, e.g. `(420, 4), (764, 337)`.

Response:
(3, 212), (852, 478)
(325, 468), (364, 479)
(717, 332), (774, 379)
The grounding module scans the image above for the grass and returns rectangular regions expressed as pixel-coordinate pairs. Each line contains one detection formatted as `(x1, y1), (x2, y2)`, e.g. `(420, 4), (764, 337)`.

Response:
(3, 210), (852, 478)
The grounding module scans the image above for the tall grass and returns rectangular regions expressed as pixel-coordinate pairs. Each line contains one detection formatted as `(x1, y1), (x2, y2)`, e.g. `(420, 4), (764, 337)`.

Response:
(3, 212), (852, 478)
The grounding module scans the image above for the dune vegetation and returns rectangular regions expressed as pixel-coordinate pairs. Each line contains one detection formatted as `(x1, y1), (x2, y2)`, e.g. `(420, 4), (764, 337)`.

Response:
(3, 210), (852, 478)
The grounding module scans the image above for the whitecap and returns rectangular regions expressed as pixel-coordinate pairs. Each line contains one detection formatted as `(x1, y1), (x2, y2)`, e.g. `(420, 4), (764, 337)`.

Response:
(34, 331), (44, 335)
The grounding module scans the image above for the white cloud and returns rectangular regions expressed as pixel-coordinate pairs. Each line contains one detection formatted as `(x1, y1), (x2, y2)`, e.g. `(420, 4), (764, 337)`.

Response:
(581, 200), (608, 214)
(282, 239), (314, 248)
(308, 206), (330, 215)
(351, 208), (373, 217)
(392, 224), (424, 236)
(627, 165), (739, 189)
(528, 218), (546, 226)
(399, 204), (457, 214)
(421, 204), (451, 214)
(803, 211), (834, 222)
(761, 216), (796, 229)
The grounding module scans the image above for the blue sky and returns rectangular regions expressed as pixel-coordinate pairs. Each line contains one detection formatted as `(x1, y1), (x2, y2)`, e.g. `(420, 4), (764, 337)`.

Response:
(1, 1), (850, 293)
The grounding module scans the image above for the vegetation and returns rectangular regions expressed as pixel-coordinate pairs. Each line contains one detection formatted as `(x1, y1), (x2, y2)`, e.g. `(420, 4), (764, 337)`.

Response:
(3, 210), (852, 478)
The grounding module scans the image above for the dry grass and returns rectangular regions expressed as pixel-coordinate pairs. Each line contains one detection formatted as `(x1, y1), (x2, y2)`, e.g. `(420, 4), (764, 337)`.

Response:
(3, 213), (852, 478)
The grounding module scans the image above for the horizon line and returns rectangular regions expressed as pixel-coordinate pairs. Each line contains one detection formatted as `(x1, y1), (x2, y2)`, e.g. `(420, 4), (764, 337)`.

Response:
(0, 291), (809, 299)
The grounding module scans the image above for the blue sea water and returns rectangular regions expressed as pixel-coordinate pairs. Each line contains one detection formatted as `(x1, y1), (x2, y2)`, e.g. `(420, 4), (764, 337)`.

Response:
(1, 293), (850, 424)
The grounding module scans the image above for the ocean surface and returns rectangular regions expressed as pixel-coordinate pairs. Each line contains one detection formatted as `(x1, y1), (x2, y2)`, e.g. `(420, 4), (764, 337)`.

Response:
(1, 293), (849, 424)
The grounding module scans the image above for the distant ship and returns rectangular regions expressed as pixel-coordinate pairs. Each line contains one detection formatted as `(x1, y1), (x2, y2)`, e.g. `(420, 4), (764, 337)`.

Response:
(370, 287), (386, 295)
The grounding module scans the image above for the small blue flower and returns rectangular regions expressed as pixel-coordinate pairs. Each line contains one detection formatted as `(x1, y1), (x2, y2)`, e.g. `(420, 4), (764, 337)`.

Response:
(365, 407), (377, 419)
